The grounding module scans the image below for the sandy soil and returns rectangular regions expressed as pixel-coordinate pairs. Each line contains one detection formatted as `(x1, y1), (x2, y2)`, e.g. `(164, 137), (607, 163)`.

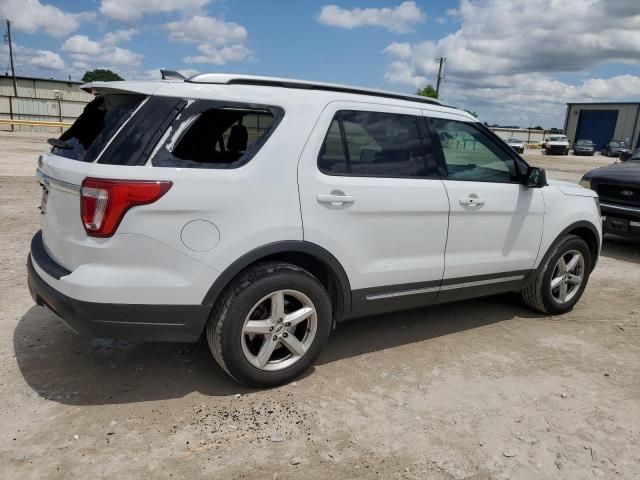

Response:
(0, 136), (639, 479)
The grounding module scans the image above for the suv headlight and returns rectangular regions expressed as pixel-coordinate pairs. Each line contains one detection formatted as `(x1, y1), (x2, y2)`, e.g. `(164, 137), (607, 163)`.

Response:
(579, 178), (591, 190)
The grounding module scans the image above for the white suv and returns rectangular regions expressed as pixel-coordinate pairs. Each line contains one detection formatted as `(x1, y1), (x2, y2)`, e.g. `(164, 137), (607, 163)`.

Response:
(28, 73), (602, 387)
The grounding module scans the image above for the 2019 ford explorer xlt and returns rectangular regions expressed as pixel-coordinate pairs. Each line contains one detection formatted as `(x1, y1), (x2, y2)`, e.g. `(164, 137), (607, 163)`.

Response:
(27, 74), (602, 387)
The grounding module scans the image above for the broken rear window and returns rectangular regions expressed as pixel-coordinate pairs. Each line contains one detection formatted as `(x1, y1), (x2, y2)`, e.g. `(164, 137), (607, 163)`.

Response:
(51, 94), (145, 162)
(151, 101), (283, 169)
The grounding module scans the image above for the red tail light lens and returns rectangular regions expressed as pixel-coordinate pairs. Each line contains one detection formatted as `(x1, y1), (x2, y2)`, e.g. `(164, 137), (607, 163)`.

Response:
(80, 178), (172, 237)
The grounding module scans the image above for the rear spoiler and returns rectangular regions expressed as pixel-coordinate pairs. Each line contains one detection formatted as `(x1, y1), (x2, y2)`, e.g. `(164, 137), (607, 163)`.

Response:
(80, 81), (165, 96)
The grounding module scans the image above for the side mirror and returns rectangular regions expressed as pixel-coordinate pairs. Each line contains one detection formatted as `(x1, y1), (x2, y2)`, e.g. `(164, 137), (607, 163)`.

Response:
(525, 167), (547, 188)
(619, 151), (632, 162)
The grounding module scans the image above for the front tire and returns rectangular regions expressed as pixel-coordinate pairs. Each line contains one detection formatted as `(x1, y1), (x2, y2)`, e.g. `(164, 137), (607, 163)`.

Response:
(521, 235), (592, 314)
(206, 262), (332, 387)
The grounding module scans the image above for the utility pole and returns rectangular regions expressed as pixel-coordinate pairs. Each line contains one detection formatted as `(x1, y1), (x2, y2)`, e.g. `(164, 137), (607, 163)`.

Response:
(435, 57), (446, 98)
(5, 20), (17, 97)
(5, 19), (18, 131)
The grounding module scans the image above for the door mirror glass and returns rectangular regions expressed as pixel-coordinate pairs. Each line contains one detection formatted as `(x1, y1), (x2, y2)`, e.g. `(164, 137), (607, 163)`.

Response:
(526, 167), (547, 188)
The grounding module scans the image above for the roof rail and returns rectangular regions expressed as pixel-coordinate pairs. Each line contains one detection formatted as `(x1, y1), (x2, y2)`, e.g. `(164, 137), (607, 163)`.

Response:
(187, 73), (442, 106)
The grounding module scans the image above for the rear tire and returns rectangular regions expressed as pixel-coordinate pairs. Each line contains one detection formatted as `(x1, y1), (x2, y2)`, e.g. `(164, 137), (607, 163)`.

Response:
(206, 262), (332, 387)
(521, 235), (592, 314)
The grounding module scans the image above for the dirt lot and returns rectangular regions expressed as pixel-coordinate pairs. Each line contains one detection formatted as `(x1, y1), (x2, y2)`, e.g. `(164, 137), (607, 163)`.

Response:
(1, 134), (639, 479)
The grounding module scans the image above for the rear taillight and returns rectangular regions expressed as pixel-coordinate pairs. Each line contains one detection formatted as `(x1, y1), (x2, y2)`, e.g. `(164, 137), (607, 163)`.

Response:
(80, 178), (172, 237)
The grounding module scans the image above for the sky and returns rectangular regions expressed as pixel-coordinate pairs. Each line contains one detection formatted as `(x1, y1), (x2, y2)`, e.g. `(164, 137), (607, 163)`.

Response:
(1, 0), (640, 128)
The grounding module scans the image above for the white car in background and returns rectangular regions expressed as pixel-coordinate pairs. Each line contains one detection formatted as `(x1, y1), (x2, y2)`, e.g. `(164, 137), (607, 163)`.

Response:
(506, 137), (525, 154)
(28, 73), (602, 387)
(545, 135), (570, 155)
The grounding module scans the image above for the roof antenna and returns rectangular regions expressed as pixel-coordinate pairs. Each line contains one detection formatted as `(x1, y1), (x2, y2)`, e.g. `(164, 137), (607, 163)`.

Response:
(160, 69), (186, 81)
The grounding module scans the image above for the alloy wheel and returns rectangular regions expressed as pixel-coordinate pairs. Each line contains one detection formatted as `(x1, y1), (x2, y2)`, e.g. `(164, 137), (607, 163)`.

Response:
(550, 250), (585, 304)
(241, 289), (318, 371)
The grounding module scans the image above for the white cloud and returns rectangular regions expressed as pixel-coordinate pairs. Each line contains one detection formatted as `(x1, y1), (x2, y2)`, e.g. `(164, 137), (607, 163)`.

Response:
(29, 50), (65, 71)
(165, 15), (247, 45)
(184, 44), (253, 65)
(0, 0), (94, 38)
(318, 1), (425, 33)
(99, 0), (210, 22)
(383, 0), (640, 126)
(0, 43), (66, 75)
(62, 30), (143, 67)
(165, 15), (253, 65)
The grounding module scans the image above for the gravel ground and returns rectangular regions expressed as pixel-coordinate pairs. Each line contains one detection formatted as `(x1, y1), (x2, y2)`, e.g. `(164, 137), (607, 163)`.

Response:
(1, 135), (639, 479)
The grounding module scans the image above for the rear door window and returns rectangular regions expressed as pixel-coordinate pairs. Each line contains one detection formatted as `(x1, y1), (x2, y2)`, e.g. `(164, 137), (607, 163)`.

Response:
(52, 94), (145, 162)
(318, 110), (433, 178)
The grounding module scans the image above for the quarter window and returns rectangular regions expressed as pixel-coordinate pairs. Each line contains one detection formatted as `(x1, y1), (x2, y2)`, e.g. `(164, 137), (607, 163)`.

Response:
(430, 118), (520, 183)
(318, 110), (432, 178)
(152, 102), (282, 169)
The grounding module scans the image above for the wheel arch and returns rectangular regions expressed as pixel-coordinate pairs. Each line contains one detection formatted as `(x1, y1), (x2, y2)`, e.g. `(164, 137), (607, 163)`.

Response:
(565, 223), (600, 270)
(532, 220), (601, 281)
(201, 241), (352, 321)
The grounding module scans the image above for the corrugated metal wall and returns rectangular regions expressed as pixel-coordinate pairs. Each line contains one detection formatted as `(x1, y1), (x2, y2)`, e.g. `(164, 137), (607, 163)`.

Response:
(564, 103), (640, 151)
(0, 76), (93, 133)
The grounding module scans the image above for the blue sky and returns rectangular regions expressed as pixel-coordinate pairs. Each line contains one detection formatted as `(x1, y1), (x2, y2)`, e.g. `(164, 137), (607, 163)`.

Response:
(2, 1), (640, 127)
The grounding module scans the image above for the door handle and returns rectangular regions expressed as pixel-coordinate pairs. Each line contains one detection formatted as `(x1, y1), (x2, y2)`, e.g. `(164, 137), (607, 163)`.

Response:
(317, 193), (355, 205)
(459, 196), (485, 207)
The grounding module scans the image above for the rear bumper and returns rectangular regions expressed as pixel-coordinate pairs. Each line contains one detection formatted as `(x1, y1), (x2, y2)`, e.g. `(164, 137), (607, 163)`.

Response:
(27, 232), (211, 342)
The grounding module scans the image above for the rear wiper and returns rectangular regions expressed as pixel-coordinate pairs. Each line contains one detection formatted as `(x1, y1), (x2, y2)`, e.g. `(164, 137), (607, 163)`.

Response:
(47, 138), (72, 149)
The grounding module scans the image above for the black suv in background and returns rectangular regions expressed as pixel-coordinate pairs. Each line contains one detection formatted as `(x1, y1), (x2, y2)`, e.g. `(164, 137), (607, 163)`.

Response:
(582, 151), (640, 238)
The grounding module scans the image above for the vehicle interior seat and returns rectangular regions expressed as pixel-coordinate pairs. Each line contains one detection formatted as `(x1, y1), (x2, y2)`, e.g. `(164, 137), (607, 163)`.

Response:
(227, 118), (248, 153)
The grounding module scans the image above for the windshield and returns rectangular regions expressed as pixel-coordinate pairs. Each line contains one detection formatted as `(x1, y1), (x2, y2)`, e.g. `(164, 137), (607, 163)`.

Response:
(548, 136), (567, 142)
(507, 138), (522, 143)
(577, 140), (593, 146)
(610, 141), (627, 148)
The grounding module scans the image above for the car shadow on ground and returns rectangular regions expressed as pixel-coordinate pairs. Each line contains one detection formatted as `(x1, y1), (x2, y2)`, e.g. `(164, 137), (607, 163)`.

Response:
(601, 235), (640, 264)
(14, 293), (544, 406)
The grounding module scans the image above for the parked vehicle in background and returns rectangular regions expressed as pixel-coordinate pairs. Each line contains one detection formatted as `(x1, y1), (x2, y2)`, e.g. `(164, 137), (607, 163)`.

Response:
(27, 73), (602, 387)
(619, 150), (636, 162)
(574, 139), (595, 156)
(601, 140), (631, 157)
(544, 135), (570, 155)
(582, 150), (640, 238)
(506, 138), (525, 154)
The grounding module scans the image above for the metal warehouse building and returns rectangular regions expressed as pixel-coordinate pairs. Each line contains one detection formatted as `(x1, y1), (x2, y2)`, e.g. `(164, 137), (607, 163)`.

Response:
(564, 102), (640, 151)
(0, 75), (92, 132)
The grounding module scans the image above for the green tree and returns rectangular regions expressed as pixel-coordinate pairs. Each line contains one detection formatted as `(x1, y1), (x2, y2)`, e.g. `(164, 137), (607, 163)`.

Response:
(415, 84), (438, 99)
(81, 69), (124, 82)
